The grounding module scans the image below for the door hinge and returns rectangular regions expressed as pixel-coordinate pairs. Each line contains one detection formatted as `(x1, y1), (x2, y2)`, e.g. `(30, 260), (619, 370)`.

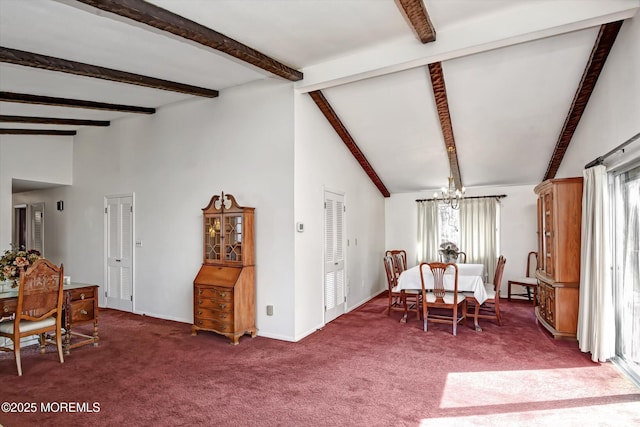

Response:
(130, 206), (133, 213)
(105, 207), (108, 214)
(343, 205), (346, 212)
(104, 291), (107, 297)
(324, 201), (326, 209)
(130, 295), (133, 301)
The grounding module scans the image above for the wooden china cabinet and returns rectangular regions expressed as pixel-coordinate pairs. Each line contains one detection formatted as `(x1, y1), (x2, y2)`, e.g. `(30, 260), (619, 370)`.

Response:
(192, 192), (256, 344)
(534, 177), (583, 339)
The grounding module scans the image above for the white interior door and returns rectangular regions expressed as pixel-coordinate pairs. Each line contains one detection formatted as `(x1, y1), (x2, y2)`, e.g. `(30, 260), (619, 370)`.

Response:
(324, 190), (346, 323)
(105, 195), (133, 312)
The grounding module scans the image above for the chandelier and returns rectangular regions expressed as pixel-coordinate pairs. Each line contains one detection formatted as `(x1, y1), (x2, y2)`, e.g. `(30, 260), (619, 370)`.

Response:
(434, 175), (465, 209)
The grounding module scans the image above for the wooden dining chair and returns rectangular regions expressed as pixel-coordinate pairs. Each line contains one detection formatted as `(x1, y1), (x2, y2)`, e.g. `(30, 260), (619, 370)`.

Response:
(457, 251), (467, 263)
(0, 258), (65, 376)
(507, 251), (539, 305)
(385, 250), (407, 278)
(383, 255), (420, 320)
(419, 262), (467, 336)
(467, 256), (506, 327)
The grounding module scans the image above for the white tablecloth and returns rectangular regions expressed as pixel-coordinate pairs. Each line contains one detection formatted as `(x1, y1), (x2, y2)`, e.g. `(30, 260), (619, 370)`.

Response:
(456, 263), (484, 277)
(397, 264), (487, 304)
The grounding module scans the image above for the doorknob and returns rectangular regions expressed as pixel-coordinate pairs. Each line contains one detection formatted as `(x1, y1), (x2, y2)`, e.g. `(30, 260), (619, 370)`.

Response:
(116, 259), (121, 262)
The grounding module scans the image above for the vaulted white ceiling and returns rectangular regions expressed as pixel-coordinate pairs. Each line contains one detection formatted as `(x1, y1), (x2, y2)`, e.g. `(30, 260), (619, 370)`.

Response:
(1, 0), (639, 194)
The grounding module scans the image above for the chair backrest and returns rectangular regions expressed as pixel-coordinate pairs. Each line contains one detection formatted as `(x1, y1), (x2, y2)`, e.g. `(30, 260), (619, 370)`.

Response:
(385, 250), (407, 276)
(383, 255), (396, 291)
(525, 251), (538, 278)
(420, 262), (458, 303)
(493, 256), (507, 292)
(16, 258), (64, 322)
(457, 251), (467, 263)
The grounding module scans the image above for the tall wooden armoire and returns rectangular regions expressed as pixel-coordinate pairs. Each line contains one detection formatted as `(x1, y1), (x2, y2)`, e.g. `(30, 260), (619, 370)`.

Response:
(534, 177), (583, 339)
(192, 192), (256, 344)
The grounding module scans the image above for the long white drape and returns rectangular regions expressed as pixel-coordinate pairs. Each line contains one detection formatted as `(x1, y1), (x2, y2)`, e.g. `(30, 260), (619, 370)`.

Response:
(459, 198), (498, 282)
(417, 200), (440, 263)
(577, 165), (616, 362)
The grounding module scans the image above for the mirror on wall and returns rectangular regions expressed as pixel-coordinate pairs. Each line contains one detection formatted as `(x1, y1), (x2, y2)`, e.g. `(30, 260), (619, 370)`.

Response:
(12, 202), (44, 256)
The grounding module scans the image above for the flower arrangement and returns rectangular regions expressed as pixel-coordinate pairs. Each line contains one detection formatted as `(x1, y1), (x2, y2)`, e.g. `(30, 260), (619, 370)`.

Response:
(439, 241), (459, 260)
(0, 245), (42, 288)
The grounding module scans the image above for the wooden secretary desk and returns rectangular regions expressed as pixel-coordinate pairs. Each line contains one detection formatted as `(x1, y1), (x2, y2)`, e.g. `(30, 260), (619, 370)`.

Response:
(191, 192), (256, 344)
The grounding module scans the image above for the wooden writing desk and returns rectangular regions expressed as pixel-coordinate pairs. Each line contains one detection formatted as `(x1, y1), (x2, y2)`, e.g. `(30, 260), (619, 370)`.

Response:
(0, 282), (99, 355)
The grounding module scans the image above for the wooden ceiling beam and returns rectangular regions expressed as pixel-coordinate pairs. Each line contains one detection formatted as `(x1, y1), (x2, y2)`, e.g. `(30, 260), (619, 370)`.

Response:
(0, 115), (110, 127)
(0, 91), (156, 114)
(309, 91), (391, 198)
(396, 0), (436, 43)
(74, 0), (303, 81)
(543, 21), (623, 181)
(0, 129), (77, 136)
(0, 47), (219, 98)
(427, 62), (463, 190)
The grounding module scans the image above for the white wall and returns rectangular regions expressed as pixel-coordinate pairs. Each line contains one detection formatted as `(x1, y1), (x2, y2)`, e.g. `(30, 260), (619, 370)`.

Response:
(0, 135), (73, 249)
(385, 184), (538, 296)
(557, 15), (640, 177)
(10, 79), (299, 340)
(293, 92), (386, 340)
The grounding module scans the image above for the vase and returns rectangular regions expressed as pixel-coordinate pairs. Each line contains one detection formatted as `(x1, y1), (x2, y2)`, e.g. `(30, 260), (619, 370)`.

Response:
(443, 254), (458, 263)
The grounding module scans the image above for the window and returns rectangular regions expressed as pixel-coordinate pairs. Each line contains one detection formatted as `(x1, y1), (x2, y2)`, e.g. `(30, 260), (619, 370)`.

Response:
(438, 203), (459, 246)
(612, 162), (640, 385)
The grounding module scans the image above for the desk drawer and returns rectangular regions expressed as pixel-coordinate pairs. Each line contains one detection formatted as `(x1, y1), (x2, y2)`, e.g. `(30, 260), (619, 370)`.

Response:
(195, 307), (234, 322)
(69, 287), (95, 302)
(70, 300), (95, 322)
(194, 318), (233, 333)
(2, 298), (17, 315)
(196, 286), (233, 302)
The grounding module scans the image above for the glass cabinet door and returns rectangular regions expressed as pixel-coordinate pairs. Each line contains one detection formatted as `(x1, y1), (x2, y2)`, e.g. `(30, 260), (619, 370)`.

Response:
(205, 215), (222, 261)
(224, 214), (243, 262)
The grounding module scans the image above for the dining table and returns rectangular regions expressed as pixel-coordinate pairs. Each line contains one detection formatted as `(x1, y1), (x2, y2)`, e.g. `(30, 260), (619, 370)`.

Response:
(397, 263), (486, 331)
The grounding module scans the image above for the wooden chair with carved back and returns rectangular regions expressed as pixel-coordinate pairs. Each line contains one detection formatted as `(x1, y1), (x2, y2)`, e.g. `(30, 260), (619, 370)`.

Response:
(385, 250), (407, 279)
(0, 258), (65, 376)
(507, 251), (539, 305)
(419, 262), (467, 336)
(467, 256), (506, 327)
(383, 255), (420, 320)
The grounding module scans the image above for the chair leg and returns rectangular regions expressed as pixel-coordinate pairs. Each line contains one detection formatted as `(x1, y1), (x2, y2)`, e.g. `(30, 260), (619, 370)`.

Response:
(56, 329), (65, 364)
(496, 303), (503, 326)
(39, 333), (46, 354)
(474, 303), (481, 332)
(422, 303), (428, 332)
(15, 344), (22, 376)
(507, 282), (512, 301)
(452, 305), (457, 336)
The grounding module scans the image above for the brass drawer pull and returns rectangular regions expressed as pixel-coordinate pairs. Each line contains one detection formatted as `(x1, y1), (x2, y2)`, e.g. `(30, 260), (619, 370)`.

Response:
(219, 304), (227, 309)
(198, 299), (202, 304)
(198, 320), (203, 325)
(219, 292), (227, 298)
(80, 309), (88, 315)
(3, 306), (8, 312)
(220, 314), (227, 319)
(80, 293), (85, 300)
(198, 310), (202, 315)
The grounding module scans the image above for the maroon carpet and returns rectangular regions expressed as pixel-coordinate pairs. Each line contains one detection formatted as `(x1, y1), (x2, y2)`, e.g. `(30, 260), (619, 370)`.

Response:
(1, 295), (638, 426)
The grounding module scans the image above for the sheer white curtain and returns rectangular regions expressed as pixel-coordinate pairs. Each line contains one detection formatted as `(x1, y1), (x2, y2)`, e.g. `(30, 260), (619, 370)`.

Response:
(417, 200), (440, 263)
(459, 198), (498, 282)
(578, 165), (616, 362)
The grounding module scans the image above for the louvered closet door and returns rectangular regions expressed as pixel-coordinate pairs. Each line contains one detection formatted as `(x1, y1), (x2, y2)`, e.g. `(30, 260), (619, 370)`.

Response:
(324, 190), (346, 323)
(105, 195), (133, 312)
